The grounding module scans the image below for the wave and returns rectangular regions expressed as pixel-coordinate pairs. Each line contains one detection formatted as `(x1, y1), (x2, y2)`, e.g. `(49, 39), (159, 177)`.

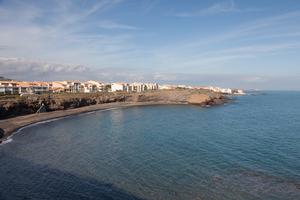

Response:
(0, 138), (13, 145)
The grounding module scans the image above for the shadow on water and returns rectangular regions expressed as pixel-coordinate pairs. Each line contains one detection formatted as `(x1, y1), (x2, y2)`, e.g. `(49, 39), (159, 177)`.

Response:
(0, 156), (145, 200)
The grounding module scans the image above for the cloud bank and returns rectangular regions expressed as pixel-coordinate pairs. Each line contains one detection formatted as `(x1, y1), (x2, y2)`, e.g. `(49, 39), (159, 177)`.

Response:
(2, 57), (300, 90)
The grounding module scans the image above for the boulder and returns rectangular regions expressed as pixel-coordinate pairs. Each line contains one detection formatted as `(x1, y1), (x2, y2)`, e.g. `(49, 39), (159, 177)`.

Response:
(0, 128), (4, 139)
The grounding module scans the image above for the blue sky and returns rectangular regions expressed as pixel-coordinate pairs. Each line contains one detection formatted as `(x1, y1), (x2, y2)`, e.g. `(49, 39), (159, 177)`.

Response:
(0, 0), (300, 89)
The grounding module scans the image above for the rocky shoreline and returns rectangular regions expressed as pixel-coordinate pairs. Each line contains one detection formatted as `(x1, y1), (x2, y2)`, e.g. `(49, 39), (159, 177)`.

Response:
(0, 89), (228, 142)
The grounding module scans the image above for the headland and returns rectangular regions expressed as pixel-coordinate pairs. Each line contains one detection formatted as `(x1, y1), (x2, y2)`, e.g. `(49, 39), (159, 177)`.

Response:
(0, 89), (228, 141)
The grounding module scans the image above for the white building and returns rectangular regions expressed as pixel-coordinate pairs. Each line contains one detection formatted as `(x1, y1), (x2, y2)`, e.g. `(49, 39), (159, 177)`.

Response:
(127, 82), (158, 92)
(202, 86), (234, 94)
(0, 81), (49, 95)
(111, 83), (125, 92)
(50, 81), (66, 93)
(82, 81), (104, 93)
(110, 82), (159, 92)
(159, 84), (176, 90)
(62, 81), (82, 93)
(144, 83), (159, 91)
(0, 81), (19, 94)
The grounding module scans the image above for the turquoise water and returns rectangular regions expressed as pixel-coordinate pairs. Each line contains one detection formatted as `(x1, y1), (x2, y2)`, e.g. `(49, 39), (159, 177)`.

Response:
(1, 92), (300, 199)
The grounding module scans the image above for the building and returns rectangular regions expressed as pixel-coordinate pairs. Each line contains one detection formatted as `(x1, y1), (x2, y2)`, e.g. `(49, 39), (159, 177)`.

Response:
(110, 82), (158, 93)
(1, 80), (159, 95)
(129, 82), (143, 92)
(0, 81), (19, 94)
(145, 83), (159, 90)
(83, 80), (105, 93)
(50, 81), (66, 93)
(0, 81), (50, 95)
(63, 81), (82, 93)
(111, 83), (125, 92)
(30, 82), (49, 94)
(124, 82), (158, 92)
(202, 86), (233, 94)
(159, 84), (176, 90)
(17, 82), (32, 94)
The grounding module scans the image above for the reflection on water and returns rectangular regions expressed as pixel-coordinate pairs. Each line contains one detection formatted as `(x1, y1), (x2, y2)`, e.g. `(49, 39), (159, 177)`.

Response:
(1, 92), (300, 199)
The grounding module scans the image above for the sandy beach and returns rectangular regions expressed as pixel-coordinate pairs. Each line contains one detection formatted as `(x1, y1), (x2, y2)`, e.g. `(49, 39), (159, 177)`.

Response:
(0, 101), (185, 140)
(0, 89), (228, 141)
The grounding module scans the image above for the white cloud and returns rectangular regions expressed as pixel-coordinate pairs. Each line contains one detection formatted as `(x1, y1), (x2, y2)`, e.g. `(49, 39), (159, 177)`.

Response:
(1, 57), (300, 90)
(0, 57), (150, 82)
(0, 0), (300, 90)
(0, 57), (90, 80)
(0, 0), (135, 67)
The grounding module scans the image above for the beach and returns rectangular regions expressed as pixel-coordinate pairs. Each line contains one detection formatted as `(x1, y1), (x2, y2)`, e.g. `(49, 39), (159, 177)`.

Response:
(0, 102), (180, 140)
(0, 89), (227, 139)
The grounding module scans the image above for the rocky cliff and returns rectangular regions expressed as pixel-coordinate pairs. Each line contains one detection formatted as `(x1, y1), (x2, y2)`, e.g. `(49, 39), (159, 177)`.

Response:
(0, 89), (227, 120)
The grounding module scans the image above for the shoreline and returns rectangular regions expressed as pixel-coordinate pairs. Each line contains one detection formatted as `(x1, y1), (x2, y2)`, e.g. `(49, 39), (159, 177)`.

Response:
(0, 101), (188, 142)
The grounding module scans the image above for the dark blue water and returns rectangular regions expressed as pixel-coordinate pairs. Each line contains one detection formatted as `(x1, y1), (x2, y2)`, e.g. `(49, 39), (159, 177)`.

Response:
(1, 92), (300, 200)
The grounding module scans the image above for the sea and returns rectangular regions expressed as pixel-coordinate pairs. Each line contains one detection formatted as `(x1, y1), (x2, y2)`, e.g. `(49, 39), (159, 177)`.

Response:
(0, 91), (300, 200)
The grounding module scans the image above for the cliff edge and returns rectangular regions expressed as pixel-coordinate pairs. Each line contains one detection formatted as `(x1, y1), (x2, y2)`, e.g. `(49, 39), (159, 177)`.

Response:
(0, 89), (228, 140)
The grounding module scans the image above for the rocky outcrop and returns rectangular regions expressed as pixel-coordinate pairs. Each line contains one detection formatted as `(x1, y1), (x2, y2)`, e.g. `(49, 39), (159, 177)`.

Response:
(0, 89), (228, 120)
(0, 90), (230, 139)
(0, 93), (127, 119)
(0, 128), (4, 139)
(187, 94), (211, 105)
(132, 89), (227, 106)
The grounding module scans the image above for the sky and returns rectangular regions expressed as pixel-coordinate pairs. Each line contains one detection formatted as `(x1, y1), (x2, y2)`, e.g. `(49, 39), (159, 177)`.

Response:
(0, 0), (300, 90)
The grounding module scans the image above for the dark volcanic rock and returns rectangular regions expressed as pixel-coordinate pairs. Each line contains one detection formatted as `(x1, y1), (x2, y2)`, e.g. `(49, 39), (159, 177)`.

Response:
(0, 128), (4, 138)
